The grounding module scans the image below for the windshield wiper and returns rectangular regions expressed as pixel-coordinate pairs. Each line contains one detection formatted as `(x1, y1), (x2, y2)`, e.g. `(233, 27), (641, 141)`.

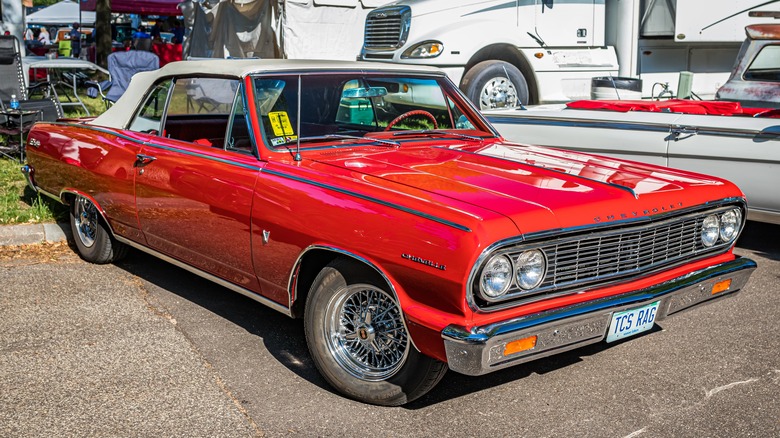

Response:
(391, 130), (484, 141)
(279, 134), (399, 148)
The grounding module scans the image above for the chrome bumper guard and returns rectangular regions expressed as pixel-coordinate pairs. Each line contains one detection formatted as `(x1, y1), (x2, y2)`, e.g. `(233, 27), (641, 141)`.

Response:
(21, 164), (37, 193)
(442, 257), (756, 376)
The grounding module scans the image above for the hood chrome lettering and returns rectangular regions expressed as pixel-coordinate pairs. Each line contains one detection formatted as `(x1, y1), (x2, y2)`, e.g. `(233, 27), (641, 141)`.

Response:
(594, 202), (684, 223)
(402, 253), (446, 271)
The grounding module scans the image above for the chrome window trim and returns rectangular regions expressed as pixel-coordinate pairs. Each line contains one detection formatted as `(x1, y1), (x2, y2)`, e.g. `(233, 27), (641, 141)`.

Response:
(467, 198), (747, 312)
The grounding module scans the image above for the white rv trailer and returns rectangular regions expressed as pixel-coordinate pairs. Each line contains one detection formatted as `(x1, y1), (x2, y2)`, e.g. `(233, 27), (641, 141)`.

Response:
(358, 0), (779, 107)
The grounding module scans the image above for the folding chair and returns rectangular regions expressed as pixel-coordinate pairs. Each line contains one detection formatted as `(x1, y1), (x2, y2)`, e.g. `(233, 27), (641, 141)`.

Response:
(86, 49), (160, 108)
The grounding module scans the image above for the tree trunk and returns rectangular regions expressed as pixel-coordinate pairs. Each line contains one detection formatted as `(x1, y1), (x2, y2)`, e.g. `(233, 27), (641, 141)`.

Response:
(96, 0), (112, 68)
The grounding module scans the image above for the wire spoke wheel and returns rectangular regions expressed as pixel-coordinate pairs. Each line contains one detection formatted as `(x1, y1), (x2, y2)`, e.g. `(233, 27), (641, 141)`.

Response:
(324, 284), (409, 381)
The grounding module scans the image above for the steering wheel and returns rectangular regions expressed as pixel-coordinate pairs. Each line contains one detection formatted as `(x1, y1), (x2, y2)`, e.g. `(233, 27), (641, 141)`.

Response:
(385, 110), (438, 131)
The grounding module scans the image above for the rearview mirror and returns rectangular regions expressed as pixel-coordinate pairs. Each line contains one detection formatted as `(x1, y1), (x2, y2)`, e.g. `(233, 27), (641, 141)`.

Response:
(342, 87), (388, 99)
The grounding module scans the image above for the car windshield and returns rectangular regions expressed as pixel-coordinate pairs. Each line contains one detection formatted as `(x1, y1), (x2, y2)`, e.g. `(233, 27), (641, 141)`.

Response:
(251, 72), (493, 149)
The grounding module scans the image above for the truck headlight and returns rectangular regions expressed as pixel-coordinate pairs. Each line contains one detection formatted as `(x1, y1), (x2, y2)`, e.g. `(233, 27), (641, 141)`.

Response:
(515, 250), (546, 290)
(719, 208), (742, 243)
(480, 254), (513, 298)
(701, 214), (720, 247)
(402, 41), (443, 58)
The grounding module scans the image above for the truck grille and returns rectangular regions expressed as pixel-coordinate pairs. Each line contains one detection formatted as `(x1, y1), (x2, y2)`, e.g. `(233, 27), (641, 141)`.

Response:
(364, 6), (411, 50)
(473, 204), (744, 310)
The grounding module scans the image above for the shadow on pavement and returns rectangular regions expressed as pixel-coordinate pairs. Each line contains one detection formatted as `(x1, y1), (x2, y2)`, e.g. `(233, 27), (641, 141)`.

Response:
(737, 220), (780, 261)
(111, 248), (640, 408)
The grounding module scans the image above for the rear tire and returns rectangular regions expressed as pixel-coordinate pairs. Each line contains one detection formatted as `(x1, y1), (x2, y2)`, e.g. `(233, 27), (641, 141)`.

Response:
(461, 60), (529, 110)
(304, 258), (447, 406)
(70, 196), (127, 264)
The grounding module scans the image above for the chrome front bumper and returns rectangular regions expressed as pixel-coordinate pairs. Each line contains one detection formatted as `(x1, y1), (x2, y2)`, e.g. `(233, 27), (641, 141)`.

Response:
(442, 257), (756, 376)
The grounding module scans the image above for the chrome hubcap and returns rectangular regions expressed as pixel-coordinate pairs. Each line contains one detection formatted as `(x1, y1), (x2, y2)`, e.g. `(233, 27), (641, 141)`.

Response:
(324, 284), (409, 381)
(74, 197), (97, 248)
(479, 76), (519, 110)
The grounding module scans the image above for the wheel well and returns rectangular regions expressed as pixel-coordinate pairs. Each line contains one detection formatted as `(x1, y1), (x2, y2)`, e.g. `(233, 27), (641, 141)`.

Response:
(465, 44), (539, 104)
(290, 249), (390, 319)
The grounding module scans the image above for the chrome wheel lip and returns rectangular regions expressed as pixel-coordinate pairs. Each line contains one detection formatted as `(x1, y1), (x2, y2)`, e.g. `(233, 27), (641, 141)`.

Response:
(479, 76), (519, 110)
(324, 283), (409, 381)
(74, 197), (97, 248)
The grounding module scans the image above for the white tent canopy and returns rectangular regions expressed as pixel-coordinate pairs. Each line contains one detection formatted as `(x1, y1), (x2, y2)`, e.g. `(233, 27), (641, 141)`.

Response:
(26, 0), (96, 27)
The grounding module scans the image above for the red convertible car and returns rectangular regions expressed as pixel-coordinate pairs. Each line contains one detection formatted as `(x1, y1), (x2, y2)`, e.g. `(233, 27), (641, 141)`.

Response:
(22, 59), (755, 405)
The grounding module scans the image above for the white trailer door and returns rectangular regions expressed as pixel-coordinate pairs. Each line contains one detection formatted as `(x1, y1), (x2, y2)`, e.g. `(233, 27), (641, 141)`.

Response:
(529, 0), (601, 47)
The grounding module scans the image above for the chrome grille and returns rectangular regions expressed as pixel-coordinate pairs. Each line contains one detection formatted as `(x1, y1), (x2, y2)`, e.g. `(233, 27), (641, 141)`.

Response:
(473, 204), (743, 310)
(364, 6), (411, 50)
(541, 216), (701, 287)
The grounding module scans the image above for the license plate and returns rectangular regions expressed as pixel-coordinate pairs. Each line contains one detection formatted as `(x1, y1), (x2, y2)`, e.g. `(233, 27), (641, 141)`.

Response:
(606, 301), (660, 343)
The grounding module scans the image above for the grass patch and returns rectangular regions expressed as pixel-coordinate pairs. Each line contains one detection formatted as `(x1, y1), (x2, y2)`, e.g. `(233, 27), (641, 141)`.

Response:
(0, 93), (107, 225)
(0, 158), (68, 224)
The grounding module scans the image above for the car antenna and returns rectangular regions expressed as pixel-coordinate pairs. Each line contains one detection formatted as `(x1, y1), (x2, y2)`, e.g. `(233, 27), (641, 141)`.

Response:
(295, 75), (302, 161)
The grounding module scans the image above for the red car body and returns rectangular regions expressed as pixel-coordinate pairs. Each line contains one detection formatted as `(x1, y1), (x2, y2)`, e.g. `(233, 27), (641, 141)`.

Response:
(22, 60), (755, 405)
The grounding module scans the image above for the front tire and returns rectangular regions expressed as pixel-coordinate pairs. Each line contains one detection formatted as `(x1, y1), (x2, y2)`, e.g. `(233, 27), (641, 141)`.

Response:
(461, 60), (529, 110)
(70, 196), (127, 264)
(304, 258), (447, 406)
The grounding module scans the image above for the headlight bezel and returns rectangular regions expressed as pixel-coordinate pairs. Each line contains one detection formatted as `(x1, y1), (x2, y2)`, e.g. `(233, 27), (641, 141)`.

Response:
(479, 254), (514, 299)
(401, 40), (444, 59)
(718, 208), (742, 243)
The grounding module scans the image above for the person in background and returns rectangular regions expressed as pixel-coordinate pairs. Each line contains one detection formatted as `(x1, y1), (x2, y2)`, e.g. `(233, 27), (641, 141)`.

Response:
(69, 23), (81, 58)
(133, 26), (151, 39)
(172, 20), (185, 45)
(24, 27), (34, 41)
(38, 27), (51, 45)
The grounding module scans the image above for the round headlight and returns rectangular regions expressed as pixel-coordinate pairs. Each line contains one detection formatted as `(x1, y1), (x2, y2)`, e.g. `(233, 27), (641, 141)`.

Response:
(480, 254), (513, 298)
(515, 250), (546, 290)
(701, 214), (720, 247)
(719, 208), (742, 242)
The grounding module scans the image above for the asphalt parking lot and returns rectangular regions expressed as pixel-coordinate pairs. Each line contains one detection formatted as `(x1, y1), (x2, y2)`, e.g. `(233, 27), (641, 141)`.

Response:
(2, 221), (779, 437)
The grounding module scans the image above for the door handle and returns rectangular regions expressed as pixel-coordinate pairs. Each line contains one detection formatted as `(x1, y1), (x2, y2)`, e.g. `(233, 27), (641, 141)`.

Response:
(666, 126), (698, 142)
(135, 154), (157, 167)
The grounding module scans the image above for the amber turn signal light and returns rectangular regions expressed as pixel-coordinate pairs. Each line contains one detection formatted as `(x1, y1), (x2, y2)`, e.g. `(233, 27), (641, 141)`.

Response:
(504, 335), (538, 356)
(534, 52), (544, 59)
(712, 279), (732, 295)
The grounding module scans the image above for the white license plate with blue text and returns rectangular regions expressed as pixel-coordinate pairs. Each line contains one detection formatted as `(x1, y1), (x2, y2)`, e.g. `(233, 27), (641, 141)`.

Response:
(606, 301), (660, 343)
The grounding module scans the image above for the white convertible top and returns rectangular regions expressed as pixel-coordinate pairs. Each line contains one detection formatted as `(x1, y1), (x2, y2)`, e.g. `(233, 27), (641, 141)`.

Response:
(89, 59), (445, 129)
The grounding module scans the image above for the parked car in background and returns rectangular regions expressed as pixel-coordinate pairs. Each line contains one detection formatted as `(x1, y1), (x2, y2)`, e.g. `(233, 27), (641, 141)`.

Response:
(485, 99), (780, 224)
(716, 24), (780, 108)
(23, 59), (756, 405)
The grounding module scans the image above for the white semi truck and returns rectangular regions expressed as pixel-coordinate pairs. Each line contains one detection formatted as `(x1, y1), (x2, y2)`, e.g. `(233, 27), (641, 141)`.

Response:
(358, 0), (779, 108)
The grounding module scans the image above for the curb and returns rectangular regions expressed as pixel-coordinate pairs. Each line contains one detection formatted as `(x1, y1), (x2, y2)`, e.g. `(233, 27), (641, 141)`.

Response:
(0, 222), (72, 246)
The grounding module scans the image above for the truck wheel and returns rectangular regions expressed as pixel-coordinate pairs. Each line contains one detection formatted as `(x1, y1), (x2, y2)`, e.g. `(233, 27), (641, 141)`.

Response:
(304, 258), (447, 406)
(462, 60), (529, 110)
(70, 196), (127, 264)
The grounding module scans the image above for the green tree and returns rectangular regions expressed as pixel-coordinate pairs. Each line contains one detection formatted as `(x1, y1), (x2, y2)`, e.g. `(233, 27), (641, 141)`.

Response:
(96, 0), (111, 68)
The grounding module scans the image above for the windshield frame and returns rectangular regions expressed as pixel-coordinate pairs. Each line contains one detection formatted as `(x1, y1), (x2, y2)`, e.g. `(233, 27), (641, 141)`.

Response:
(247, 70), (499, 157)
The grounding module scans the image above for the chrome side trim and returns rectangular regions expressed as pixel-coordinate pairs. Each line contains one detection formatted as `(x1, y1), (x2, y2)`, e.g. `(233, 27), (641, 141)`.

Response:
(262, 168), (472, 232)
(443, 256), (756, 376)
(287, 244), (420, 351)
(45, 122), (264, 171)
(747, 208), (780, 225)
(115, 235), (292, 317)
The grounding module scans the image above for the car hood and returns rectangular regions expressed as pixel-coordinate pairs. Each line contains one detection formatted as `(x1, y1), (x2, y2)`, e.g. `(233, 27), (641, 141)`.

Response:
(309, 141), (735, 234)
